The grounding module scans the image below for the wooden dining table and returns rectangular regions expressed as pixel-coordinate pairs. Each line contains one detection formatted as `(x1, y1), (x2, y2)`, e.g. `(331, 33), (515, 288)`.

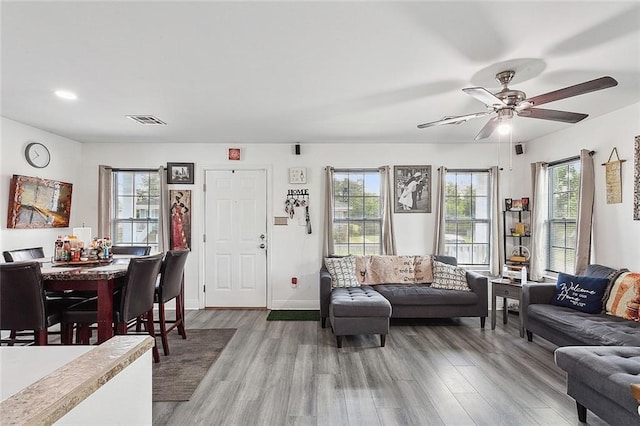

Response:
(40, 259), (130, 344)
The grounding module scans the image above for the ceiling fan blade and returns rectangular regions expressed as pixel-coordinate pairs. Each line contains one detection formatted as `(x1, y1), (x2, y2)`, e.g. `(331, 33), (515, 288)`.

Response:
(525, 76), (618, 107)
(417, 111), (491, 129)
(462, 87), (507, 107)
(517, 108), (588, 123)
(474, 116), (499, 140)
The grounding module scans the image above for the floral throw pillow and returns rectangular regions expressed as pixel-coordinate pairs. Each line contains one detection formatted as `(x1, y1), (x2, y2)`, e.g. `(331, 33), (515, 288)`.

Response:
(324, 256), (360, 288)
(431, 260), (471, 292)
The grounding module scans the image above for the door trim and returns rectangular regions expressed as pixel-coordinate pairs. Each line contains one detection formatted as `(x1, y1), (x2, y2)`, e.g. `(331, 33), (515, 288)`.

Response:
(201, 164), (273, 309)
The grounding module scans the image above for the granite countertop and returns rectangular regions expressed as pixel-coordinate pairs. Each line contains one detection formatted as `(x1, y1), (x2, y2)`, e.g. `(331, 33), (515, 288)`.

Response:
(0, 335), (153, 424)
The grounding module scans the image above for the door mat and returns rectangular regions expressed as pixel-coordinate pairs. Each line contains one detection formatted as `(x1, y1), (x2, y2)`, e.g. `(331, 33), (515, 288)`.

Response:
(152, 328), (236, 401)
(266, 310), (320, 321)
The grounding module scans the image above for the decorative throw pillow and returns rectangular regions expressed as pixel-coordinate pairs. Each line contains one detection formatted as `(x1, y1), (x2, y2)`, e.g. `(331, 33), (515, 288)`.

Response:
(324, 256), (360, 288)
(355, 255), (433, 285)
(605, 272), (640, 321)
(431, 260), (471, 291)
(551, 273), (610, 314)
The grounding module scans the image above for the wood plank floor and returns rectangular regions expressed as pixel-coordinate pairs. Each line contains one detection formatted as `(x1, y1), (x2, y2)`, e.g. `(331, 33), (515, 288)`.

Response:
(152, 310), (608, 426)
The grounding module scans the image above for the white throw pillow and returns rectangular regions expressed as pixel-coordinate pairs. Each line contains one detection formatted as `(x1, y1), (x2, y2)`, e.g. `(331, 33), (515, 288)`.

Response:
(324, 256), (360, 288)
(431, 260), (471, 291)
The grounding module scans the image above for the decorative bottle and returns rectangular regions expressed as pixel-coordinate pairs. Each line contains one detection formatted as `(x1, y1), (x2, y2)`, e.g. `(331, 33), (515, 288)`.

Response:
(54, 235), (63, 261)
(521, 266), (528, 284)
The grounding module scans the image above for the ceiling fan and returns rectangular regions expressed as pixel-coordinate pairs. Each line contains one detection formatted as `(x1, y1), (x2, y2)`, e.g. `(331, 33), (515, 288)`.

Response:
(417, 70), (618, 140)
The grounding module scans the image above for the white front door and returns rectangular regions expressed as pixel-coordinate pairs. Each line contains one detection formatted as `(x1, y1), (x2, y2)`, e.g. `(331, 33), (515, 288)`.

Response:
(204, 169), (267, 307)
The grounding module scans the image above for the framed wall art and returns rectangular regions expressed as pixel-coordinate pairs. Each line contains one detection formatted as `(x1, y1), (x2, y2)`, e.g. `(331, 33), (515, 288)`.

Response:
(7, 174), (73, 228)
(167, 162), (194, 184)
(635, 135), (640, 220)
(394, 165), (431, 213)
(170, 189), (191, 250)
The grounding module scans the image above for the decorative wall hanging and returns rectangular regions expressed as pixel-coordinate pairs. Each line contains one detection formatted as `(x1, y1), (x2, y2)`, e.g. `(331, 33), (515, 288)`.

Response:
(394, 165), (432, 213)
(289, 167), (307, 184)
(7, 174), (73, 228)
(167, 162), (194, 184)
(284, 189), (311, 234)
(601, 147), (626, 204)
(170, 189), (191, 250)
(634, 135), (640, 220)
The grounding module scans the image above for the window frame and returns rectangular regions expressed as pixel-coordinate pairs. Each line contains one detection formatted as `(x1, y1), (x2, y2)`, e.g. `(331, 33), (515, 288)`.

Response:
(546, 158), (581, 274)
(443, 169), (492, 267)
(111, 168), (161, 252)
(331, 168), (383, 256)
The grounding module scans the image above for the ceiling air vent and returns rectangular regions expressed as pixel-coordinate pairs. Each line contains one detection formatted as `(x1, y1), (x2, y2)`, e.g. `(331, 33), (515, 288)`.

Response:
(126, 115), (167, 125)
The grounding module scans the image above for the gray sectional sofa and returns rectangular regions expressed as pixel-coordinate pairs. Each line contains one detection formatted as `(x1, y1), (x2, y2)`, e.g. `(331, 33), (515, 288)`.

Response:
(320, 255), (488, 330)
(521, 263), (640, 346)
(521, 263), (640, 424)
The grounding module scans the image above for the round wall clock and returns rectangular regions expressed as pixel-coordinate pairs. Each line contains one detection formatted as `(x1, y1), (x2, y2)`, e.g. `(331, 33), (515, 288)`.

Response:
(25, 142), (51, 168)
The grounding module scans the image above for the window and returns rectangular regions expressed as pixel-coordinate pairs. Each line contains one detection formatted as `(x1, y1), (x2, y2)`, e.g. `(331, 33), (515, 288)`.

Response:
(112, 170), (160, 252)
(444, 170), (491, 266)
(547, 159), (580, 273)
(332, 170), (381, 255)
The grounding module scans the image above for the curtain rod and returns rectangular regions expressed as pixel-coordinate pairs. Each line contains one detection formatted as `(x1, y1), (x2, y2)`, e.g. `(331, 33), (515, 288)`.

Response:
(111, 167), (161, 172)
(548, 150), (595, 167)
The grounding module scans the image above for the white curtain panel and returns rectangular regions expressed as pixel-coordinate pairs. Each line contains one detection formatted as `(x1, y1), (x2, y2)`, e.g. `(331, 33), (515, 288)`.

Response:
(529, 162), (549, 281)
(322, 166), (335, 257)
(489, 166), (501, 276)
(158, 166), (170, 253)
(433, 166), (447, 255)
(379, 165), (397, 255)
(575, 149), (595, 274)
(97, 165), (113, 238)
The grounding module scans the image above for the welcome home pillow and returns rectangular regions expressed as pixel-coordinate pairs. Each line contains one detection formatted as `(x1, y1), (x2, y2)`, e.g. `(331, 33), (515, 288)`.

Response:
(605, 272), (640, 321)
(324, 256), (360, 288)
(431, 260), (471, 292)
(551, 273), (610, 314)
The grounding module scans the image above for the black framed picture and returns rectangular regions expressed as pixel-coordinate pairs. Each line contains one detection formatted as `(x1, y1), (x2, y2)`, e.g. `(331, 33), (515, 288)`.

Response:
(394, 165), (432, 213)
(167, 162), (194, 184)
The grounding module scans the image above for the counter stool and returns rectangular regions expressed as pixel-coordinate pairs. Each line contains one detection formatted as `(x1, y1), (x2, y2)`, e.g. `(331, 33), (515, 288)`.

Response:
(329, 286), (391, 348)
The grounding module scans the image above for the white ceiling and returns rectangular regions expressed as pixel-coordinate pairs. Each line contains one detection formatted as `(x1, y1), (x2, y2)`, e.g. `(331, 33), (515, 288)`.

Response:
(2, 1), (639, 145)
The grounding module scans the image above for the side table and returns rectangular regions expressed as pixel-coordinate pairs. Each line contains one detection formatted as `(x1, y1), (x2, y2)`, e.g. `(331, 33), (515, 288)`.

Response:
(491, 278), (524, 337)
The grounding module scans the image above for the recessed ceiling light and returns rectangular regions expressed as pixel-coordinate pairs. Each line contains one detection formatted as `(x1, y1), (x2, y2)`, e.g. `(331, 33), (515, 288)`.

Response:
(54, 90), (78, 100)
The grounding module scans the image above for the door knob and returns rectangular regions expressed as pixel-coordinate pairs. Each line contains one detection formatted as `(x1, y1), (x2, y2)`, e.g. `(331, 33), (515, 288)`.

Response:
(259, 243), (266, 249)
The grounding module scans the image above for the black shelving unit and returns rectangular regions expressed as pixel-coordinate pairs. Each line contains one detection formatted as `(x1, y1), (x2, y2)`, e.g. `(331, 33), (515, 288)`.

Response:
(503, 210), (530, 277)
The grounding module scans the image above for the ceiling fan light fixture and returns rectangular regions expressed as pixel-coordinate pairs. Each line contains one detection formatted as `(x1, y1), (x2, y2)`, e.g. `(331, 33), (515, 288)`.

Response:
(498, 121), (511, 135)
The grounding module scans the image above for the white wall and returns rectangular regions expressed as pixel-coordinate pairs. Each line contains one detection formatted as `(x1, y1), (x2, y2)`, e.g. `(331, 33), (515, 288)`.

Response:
(513, 103), (640, 272)
(0, 118), (83, 256)
(75, 141), (501, 309)
(4, 102), (638, 309)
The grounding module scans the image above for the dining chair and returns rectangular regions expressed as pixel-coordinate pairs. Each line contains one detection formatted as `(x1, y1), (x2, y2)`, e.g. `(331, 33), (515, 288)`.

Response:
(155, 249), (189, 355)
(61, 254), (163, 362)
(111, 245), (151, 256)
(2, 247), (46, 262)
(0, 262), (67, 345)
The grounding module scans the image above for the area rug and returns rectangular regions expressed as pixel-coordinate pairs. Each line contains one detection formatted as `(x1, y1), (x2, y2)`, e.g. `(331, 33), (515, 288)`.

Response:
(266, 310), (320, 321)
(152, 328), (236, 401)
